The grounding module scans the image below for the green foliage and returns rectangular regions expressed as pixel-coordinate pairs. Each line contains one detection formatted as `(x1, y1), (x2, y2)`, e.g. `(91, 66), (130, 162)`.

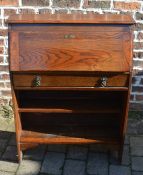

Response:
(0, 104), (13, 119)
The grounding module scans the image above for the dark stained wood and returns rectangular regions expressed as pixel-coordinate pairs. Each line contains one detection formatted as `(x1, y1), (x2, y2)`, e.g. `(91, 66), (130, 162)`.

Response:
(7, 14), (135, 24)
(8, 14), (134, 163)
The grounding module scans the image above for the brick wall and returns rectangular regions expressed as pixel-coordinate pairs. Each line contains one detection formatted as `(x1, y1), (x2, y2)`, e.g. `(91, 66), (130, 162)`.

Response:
(0, 0), (143, 110)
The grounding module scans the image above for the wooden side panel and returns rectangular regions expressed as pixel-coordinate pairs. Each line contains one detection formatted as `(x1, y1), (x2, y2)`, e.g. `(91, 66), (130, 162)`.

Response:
(122, 31), (132, 72)
(9, 32), (19, 71)
(11, 84), (22, 162)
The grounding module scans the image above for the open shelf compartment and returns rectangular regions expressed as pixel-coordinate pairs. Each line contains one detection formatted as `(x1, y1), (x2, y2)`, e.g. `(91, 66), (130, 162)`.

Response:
(17, 90), (126, 114)
(20, 113), (121, 144)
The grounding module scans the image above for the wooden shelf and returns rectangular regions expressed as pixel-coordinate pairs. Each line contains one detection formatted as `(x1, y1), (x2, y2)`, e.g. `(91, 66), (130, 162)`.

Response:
(18, 98), (122, 114)
(20, 112), (121, 144)
(18, 107), (120, 114)
(20, 129), (120, 145)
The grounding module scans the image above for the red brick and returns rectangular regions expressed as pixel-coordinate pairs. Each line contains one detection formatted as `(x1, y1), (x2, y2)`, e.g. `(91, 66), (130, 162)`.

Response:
(130, 103), (143, 111)
(134, 42), (143, 50)
(0, 56), (4, 63)
(0, 29), (8, 37)
(5, 82), (11, 88)
(19, 9), (35, 14)
(138, 32), (143, 40)
(53, 0), (80, 8)
(0, 39), (4, 46)
(54, 9), (68, 14)
(133, 70), (143, 76)
(130, 94), (135, 101)
(132, 86), (143, 93)
(133, 60), (143, 67)
(0, 47), (4, 54)
(0, 65), (9, 72)
(0, 0), (18, 6)
(134, 52), (143, 58)
(132, 77), (138, 85)
(0, 82), (5, 88)
(0, 74), (10, 80)
(22, 0), (49, 6)
(135, 23), (143, 31)
(136, 95), (143, 101)
(0, 98), (9, 105)
(4, 9), (17, 16)
(1, 90), (11, 97)
(39, 9), (51, 14)
(114, 2), (141, 10)
(136, 12), (143, 20)
(84, 0), (111, 8)
(0, 19), (2, 27)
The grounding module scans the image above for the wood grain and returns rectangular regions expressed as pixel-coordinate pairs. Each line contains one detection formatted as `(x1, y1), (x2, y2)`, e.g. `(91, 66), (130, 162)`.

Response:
(9, 32), (19, 71)
(10, 29), (131, 72)
(21, 131), (119, 144)
(7, 14), (135, 24)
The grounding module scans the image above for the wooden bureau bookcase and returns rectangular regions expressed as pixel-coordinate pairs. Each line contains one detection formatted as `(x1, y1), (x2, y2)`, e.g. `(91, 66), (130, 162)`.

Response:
(7, 14), (135, 162)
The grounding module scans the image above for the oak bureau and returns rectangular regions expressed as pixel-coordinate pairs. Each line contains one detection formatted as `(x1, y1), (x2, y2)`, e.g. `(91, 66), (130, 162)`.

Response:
(7, 14), (135, 162)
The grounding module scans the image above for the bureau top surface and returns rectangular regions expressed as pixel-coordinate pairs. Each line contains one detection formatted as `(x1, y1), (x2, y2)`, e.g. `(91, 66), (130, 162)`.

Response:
(7, 14), (135, 24)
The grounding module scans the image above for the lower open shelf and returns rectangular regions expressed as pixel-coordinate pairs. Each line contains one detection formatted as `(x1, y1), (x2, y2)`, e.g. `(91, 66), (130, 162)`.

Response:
(20, 129), (120, 144)
(16, 90), (124, 147)
(20, 113), (121, 145)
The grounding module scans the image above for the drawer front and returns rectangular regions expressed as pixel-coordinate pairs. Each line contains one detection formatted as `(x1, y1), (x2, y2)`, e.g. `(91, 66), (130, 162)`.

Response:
(10, 25), (132, 72)
(13, 74), (129, 87)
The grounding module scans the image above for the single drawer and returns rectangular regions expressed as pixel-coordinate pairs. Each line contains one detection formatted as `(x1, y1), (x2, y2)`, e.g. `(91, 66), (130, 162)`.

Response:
(10, 25), (131, 72)
(13, 73), (129, 88)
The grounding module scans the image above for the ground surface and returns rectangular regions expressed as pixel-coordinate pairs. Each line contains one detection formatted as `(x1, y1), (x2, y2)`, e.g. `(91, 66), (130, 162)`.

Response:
(0, 112), (143, 175)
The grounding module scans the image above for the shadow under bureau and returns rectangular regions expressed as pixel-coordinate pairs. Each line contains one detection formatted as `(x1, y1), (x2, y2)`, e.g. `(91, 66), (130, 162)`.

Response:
(7, 14), (135, 162)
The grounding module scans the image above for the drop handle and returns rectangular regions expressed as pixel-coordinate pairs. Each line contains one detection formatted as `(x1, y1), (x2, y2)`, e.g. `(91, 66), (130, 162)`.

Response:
(100, 76), (108, 87)
(32, 75), (41, 87)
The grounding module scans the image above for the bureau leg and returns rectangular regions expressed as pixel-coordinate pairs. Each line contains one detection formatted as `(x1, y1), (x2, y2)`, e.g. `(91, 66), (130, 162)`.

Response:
(17, 144), (23, 163)
(19, 151), (23, 164)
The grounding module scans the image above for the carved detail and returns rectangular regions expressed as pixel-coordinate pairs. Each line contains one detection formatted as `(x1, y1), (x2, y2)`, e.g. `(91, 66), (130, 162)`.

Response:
(100, 76), (108, 87)
(32, 75), (41, 87)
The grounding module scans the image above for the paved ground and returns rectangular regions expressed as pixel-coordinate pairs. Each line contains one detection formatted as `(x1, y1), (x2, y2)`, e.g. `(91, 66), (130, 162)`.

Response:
(0, 113), (143, 175)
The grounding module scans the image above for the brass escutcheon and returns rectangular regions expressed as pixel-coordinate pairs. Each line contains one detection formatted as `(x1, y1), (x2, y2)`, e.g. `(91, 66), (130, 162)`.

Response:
(64, 34), (76, 39)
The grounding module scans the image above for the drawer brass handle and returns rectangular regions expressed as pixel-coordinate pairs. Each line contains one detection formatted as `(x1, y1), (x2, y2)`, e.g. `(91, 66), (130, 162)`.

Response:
(32, 75), (41, 87)
(100, 76), (108, 87)
(64, 34), (76, 39)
